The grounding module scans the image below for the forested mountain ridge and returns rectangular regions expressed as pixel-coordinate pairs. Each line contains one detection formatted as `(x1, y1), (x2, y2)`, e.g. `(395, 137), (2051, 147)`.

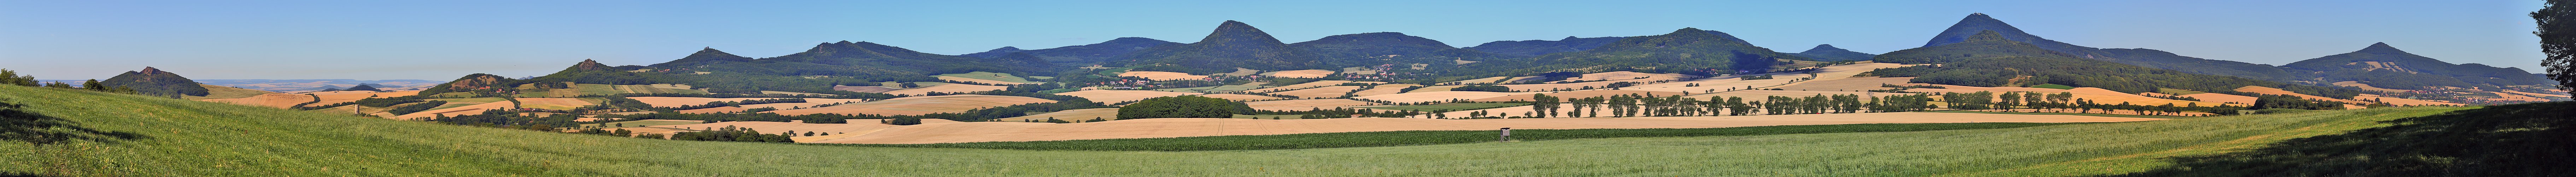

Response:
(2283, 42), (2554, 89)
(645, 47), (755, 68)
(959, 46), (1026, 58)
(1453, 28), (1809, 77)
(964, 37), (1179, 64)
(1288, 32), (1512, 67)
(99, 67), (211, 97)
(1923, 13), (2301, 81)
(1869, 31), (2364, 98)
(1789, 44), (1877, 62)
(1113, 21), (1329, 74)
(1464, 36), (1629, 56)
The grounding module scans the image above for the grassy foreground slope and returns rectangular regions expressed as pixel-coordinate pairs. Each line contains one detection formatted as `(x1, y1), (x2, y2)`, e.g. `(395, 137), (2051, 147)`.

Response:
(0, 85), (2506, 176)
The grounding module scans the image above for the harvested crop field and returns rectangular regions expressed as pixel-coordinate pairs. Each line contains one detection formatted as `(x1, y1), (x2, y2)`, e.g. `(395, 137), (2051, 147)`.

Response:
(603, 127), (695, 137)
(2180, 93), (2259, 104)
(199, 93), (316, 108)
(1915, 86), (2236, 106)
(1350, 84), (1421, 96)
(2353, 95), (2463, 106)
(882, 83), (1010, 96)
(1209, 68), (1260, 76)
(1694, 90), (1894, 101)
(762, 95), (1055, 116)
(1352, 91), (1530, 103)
(651, 121), (902, 138)
(625, 97), (869, 107)
(2504, 91), (2571, 98)
(1406, 85), (1464, 93)
(1444, 76), (1512, 85)
(2234, 86), (2365, 103)
(1244, 80), (1360, 93)
(1116, 71), (1207, 81)
(832, 85), (899, 93)
(738, 102), (833, 109)
(1553, 71), (1697, 83)
(1769, 77), (1914, 92)
(808, 112), (2163, 144)
(388, 102), (516, 120)
(585, 119), (704, 128)
(1617, 73), (1813, 93)
(515, 98), (597, 110)
(2489, 91), (2548, 100)
(182, 84), (275, 100)
(1153, 82), (1273, 93)
(1054, 90), (1202, 103)
(677, 107), (748, 114)
(998, 108), (1120, 122)
(1196, 94), (1289, 102)
(1244, 99), (1380, 111)
(310, 90), (420, 105)
(1469, 90), (1686, 102)
(1269, 86), (1365, 98)
(1259, 69), (1335, 78)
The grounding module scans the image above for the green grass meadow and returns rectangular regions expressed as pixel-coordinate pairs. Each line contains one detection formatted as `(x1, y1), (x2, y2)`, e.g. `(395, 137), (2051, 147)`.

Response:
(0, 85), (2489, 176)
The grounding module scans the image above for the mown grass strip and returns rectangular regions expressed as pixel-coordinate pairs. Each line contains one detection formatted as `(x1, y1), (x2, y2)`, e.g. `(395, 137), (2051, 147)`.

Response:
(1927, 110), (2198, 119)
(822, 122), (2091, 151)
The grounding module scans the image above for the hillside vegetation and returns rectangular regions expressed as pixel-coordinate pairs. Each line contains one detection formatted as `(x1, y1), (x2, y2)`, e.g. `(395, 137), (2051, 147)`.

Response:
(1, 85), (2554, 176)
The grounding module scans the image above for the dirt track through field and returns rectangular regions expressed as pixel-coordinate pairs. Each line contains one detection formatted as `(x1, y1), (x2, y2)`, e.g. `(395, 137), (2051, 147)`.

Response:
(803, 112), (2162, 144)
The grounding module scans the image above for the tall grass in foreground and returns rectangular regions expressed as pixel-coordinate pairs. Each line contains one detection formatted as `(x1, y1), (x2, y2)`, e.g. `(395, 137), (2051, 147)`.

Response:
(0, 85), (2475, 176)
(827, 122), (2084, 151)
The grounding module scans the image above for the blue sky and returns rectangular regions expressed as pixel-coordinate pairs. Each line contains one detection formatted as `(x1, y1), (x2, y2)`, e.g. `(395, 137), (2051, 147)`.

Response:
(0, 0), (2547, 80)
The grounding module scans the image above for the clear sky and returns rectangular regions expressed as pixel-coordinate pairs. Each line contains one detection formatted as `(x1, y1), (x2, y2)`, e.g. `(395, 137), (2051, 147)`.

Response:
(0, 0), (2547, 80)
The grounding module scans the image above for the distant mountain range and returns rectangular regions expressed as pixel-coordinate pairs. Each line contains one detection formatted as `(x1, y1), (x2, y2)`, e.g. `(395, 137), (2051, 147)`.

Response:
(1478, 28), (1807, 75)
(1923, 13), (2301, 81)
(187, 79), (440, 92)
(1789, 44), (1876, 62)
(1464, 36), (1628, 57)
(2285, 42), (2553, 89)
(408, 14), (2551, 98)
(960, 37), (1179, 64)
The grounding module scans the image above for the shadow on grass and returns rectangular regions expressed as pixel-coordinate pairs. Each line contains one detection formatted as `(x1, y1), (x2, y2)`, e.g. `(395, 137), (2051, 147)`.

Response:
(2108, 102), (2575, 176)
(0, 99), (147, 145)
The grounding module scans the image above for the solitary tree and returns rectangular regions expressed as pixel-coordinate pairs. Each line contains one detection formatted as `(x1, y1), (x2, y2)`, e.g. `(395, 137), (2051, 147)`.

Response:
(2540, 0), (2576, 88)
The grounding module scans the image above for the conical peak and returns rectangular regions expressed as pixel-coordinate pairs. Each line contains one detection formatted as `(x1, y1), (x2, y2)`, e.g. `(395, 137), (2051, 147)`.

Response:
(994, 46), (1022, 51)
(140, 67), (163, 74)
(1925, 13), (2033, 47)
(1966, 13), (1993, 20)
(1803, 44), (1852, 53)
(2357, 42), (2407, 54)
(1197, 20), (1285, 45)
(571, 59), (611, 70)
